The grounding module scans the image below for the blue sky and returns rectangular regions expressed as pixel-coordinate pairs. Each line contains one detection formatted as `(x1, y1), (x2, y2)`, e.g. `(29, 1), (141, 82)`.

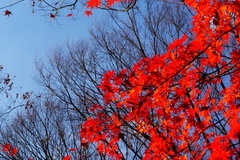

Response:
(0, 1), (100, 93)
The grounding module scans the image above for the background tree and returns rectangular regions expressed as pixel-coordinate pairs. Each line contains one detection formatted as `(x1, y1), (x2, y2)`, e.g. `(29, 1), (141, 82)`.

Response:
(0, 66), (31, 159)
(0, 66), (22, 123)
(34, 0), (192, 107)
(0, 93), (95, 160)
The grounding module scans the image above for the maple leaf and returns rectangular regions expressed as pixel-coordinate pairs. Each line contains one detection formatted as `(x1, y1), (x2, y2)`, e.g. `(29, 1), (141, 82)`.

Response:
(3, 10), (12, 17)
(68, 148), (77, 151)
(66, 14), (73, 17)
(9, 147), (17, 156)
(106, 0), (115, 6)
(0, 144), (11, 151)
(63, 155), (71, 160)
(0, 144), (17, 156)
(49, 13), (55, 18)
(84, 10), (92, 17)
(85, 0), (101, 8)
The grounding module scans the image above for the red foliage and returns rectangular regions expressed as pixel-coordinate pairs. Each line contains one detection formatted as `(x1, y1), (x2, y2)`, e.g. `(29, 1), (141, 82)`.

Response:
(66, 13), (73, 17)
(68, 148), (77, 151)
(63, 155), (71, 160)
(3, 10), (12, 17)
(49, 13), (55, 18)
(85, 0), (128, 8)
(1, 0), (240, 159)
(80, 0), (240, 159)
(0, 144), (18, 156)
(84, 10), (92, 17)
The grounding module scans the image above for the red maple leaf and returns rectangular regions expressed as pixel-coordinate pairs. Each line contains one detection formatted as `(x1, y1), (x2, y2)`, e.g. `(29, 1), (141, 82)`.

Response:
(49, 13), (55, 18)
(66, 13), (73, 17)
(85, 0), (101, 8)
(106, 0), (115, 6)
(63, 155), (71, 160)
(3, 10), (12, 17)
(0, 144), (11, 152)
(68, 148), (77, 151)
(9, 147), (17, 156)
(84, 10), (92, 17)
(0, 144), (17, 156)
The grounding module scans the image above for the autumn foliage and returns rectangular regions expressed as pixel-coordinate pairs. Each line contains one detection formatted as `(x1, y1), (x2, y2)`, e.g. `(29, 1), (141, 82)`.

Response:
(80, 0), (240, 159)
(0, 144), (17, 156)
(1, 0), (240, 159)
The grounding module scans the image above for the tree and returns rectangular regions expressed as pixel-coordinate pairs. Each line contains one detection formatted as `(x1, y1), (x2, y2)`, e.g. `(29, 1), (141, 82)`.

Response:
(0, 66), (32, 159)
(34, 0), (191, 112)
(79, 1), (240, 159)
(0, 93), (91, 160)
(0, 66), (22, 121)
(33, 1), (193, 159)
(1, 0), (240, 159)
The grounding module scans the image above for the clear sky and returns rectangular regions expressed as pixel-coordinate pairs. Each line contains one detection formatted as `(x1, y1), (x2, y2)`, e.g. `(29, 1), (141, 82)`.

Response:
(0, 1), (100, 94)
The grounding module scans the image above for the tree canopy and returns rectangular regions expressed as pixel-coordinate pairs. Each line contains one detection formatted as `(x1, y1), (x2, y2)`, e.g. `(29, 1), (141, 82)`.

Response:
(0, 0), (239, 159)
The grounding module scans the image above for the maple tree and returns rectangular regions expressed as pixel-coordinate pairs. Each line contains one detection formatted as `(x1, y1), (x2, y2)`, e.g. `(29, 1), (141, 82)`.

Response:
(1, 2), (193, 159)
(79, 0), (240, 159)
(34, 0), (239, 159)
(0, 94), (85, 159)
(1, 0), (240, 159)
